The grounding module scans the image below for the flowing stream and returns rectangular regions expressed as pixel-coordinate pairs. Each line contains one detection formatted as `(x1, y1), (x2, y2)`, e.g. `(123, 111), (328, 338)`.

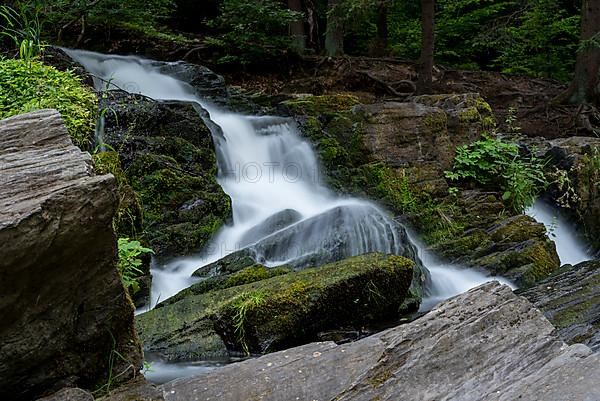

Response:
(526, 199), (594, 266)
(66, 49), (514, 381)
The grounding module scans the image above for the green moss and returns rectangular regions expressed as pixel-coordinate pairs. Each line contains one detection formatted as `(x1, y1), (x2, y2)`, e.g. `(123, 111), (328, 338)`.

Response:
(126, 150), (231, 255)
(422, 111), (447, 132)
(431, 229), (492, 259)
(520, 240), (561, 285)
(137, 253), (414, 358)
(0, 58), (97, 148)
(93, 151), (144, 238)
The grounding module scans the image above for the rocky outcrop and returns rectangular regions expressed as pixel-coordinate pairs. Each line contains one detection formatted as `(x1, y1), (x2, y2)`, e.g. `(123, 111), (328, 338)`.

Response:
(136, 254), (414, 360)
(161, 282), (600, 401)
(287, 94), (559, 286)
(544, 136), (600, 252)
(520, 259), (600, 351)
(99, 90), (232, 257)
(0, 110), (142, 400)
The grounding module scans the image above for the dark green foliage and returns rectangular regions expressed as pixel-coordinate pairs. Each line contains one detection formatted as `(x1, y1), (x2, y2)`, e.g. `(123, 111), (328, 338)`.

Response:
(117, 238), (153, 294)
(206, 0), (302, 64)
(7, 0), (176, 44)
(389, 0), (580, 80)
(445, 137), (548, 212)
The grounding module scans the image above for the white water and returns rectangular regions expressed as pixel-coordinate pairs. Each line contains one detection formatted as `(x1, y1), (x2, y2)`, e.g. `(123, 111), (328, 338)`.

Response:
(526, 200), (593, 266)
(65, 48), (511, 313)
(407, 232), (514, 311)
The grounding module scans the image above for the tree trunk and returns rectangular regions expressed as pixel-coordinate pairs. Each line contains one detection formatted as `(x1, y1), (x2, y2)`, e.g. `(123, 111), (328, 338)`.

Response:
(325, 0), (344, 57)
(288, 0), (306, 53)
(371, 0), (388, 56)
(559, 0), (600, 104)
(305, 0), (319, 51)
(416, 0), (435, 95)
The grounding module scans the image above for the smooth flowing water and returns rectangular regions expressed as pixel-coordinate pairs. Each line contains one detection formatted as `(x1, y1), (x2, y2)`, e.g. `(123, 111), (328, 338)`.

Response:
(526, 199), (594, 266)
(65, 48), (515, 378)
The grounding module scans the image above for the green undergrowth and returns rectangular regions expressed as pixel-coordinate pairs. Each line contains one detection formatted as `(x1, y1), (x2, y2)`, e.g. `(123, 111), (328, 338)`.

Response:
(0, 58), (97, 148)
(445, 136), (548, 213)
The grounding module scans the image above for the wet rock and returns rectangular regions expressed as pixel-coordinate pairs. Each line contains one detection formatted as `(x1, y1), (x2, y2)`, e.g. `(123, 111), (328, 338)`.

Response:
(0, 110), (142, 400)
(192, 248), (257, 277)
(102, 377), (165, 401)
(153, 61), (227, 101)
(136, 254), (414, 360)
(357, 93), (494, 195)
(100, 91), (232, 257)
(238, 209), (303, 246)
(161, 282), (600, 401)
(520, 259), (600, 351)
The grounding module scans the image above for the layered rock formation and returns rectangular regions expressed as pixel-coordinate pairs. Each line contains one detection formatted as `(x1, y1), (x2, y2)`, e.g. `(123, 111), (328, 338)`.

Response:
(161, 282), (600, 401)
(521, 259), (600, 350)
(0, 110), (142, 400)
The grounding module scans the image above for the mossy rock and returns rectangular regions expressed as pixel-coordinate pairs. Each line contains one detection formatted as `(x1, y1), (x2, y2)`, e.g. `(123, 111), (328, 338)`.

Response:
(158, 264), (292, 308)
(99, 92), (232, 256)
(92, 151), (144, 238)
(474, 238), (560, 286)
(136, 253), (414, 360)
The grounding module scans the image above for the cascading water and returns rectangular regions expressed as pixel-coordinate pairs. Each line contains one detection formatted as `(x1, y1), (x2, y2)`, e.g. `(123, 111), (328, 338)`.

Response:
(64, 48), (518, 382)
(526, 199), (594, 266)
(64, 48), (509, 314)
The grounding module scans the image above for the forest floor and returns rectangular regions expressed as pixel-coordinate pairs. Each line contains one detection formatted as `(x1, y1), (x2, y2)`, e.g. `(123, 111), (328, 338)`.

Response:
(219, 56), (599, 139)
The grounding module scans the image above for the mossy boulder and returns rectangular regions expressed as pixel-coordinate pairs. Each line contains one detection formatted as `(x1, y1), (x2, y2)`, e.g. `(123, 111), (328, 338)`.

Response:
(100, 91), (231, 256)
(135, 253), (414, 360)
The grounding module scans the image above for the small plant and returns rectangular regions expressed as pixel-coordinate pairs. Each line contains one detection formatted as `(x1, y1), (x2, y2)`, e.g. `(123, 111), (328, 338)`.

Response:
(505, 107), (521, 134)
(117, 238), (153, 294)
(445, 137), (547, 213)
(0, 4), (43, 64)
(231, 291), (266, 355)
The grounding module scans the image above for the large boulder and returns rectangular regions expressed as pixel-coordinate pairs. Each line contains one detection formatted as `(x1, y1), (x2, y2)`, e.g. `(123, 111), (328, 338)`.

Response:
(135, 254), (414, 360)
(161, 282), (600, 401)
(520, 259), (600, 351)
(99, 91), (232, 257)
(0, 110), (142, 400)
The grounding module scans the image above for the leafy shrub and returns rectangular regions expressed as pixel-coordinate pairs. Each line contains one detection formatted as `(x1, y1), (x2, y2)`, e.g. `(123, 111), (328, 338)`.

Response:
(445, 137), (547, 212)
(0, 58), (96, 147)
(117, 238), (153, 294)
(206, 0), (302, 65)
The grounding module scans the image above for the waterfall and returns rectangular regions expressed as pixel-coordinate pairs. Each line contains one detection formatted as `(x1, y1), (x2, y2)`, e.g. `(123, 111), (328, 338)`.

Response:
(526, 199), (594, 266)
(64, 49), (507, 312)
